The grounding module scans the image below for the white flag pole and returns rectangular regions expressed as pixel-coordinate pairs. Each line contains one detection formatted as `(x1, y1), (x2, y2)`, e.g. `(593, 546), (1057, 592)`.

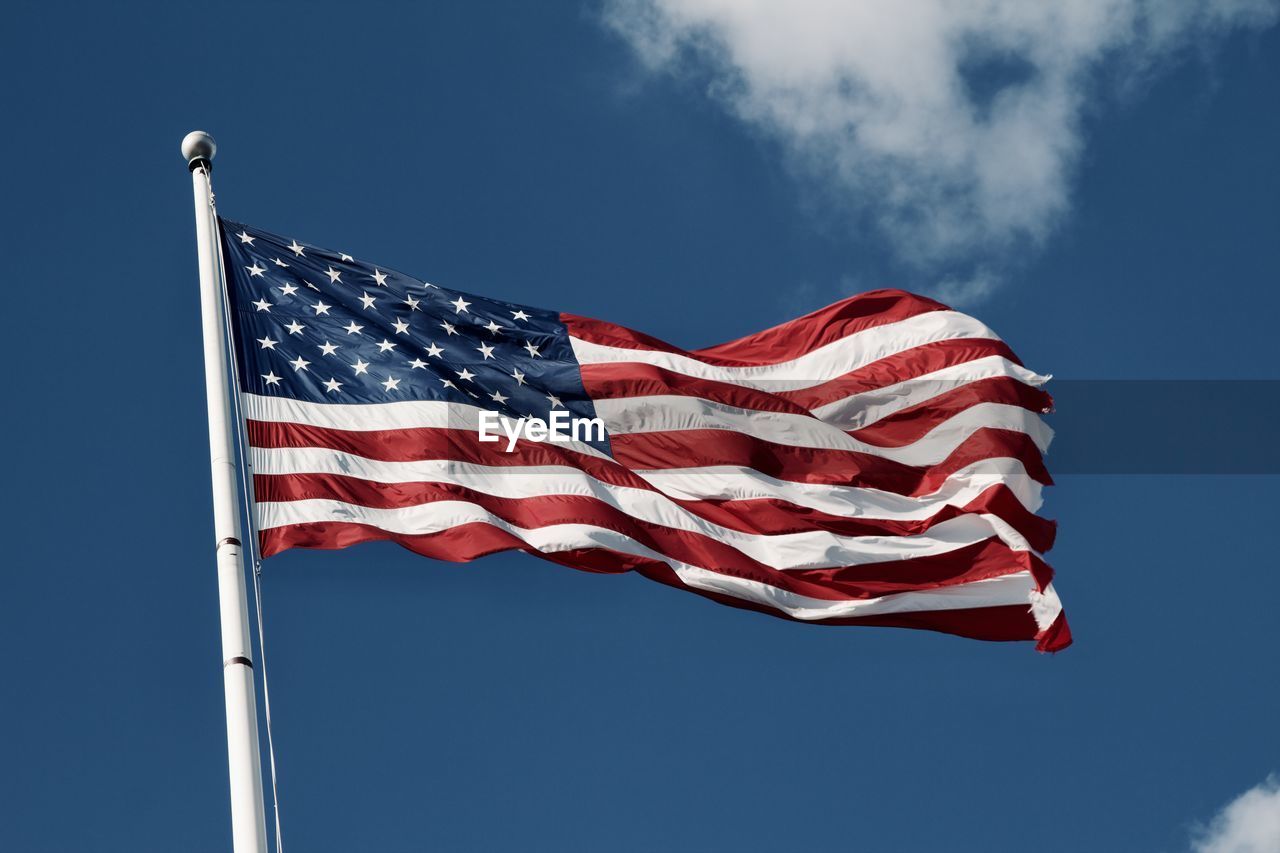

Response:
(183, 130), (269, 853)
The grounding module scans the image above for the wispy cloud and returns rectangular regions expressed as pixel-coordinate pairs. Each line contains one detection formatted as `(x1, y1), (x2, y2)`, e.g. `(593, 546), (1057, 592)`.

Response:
(1192, 775), (1280, 853)
(602, 0), (1278, 303)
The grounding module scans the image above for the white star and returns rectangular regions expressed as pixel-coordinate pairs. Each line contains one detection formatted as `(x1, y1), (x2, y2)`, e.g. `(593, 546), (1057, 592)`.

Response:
(343, 321), (364, 335)
(511, 309), (530, 322)
(382, 376), (401, 392)
(404, 295), (421, 311)
(285, 320), (305, 335)
(325, 266), (342, 283)
(257, 336), (278, 350)
(323, 378), (343, 393)
(246, 263), (266, 278)
(359, 292), (377, 310)
(289, 355), (310, 372)
(484, 320), (503, 335)
(392, 318), (410, 335)
(288, 240), (305, 256)
(440, 321), (457, 336)
(456, 368), (475, 382)
(340, 253), (354, 262)
(262, 371), (282, 387)
(511, 368), (527, 385)
(376, 339), (397, 353)
(408, 358), (428, 370)
(423, 281), (439, 289)
(304, 281), (320, 292)
(476, 342), (495, 360)
(489, 390), (508, 405)
(451, 296), (471, 314)
(546, 393), (563, 408)
(237, 231), (255, 245)
(272, 257), (289, 268)
(252, 298), (272, 312)
(312, 300), (332, 315)
(424, 342), (444, 358)
(279, 283), (299, 296)
(523, 341), (541, 358)
(439, 378), (456, 390)
(371, 269), (387, 286)
(318, 341), (339, 356)
(352, 359), (370, 375)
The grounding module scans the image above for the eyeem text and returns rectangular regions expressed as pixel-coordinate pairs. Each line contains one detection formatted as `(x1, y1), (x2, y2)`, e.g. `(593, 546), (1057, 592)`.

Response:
(477, 410), (606, 452)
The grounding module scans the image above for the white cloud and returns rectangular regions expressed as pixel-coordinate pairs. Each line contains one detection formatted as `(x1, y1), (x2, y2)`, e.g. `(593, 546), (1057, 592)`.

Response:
(602, 0), (1278, 301)
(931, 267), (1000, 306)
(1192, 775), (1280, 853)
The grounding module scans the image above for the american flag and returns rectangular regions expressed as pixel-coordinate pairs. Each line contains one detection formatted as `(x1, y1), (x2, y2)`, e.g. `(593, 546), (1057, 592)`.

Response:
(222, 218), (1071, 651)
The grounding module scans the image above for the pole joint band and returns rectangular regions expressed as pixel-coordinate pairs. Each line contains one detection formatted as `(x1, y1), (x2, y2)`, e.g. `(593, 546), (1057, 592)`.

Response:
(224, 655), (253, 669)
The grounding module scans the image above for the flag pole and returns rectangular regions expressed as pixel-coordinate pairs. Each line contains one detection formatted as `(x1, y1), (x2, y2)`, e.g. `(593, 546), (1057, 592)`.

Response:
(182, 130), (270, 853)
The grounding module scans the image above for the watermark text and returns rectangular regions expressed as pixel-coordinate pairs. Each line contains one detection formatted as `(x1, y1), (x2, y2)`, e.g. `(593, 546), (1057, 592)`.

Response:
(477, 410), (605, 452)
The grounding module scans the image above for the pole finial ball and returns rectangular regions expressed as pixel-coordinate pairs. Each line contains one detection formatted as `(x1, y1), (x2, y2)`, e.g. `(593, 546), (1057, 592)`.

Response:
(182, 131), (217, 164)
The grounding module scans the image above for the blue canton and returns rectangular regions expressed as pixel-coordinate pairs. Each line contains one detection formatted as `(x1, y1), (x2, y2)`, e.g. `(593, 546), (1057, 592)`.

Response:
(220, 218), (610, 455)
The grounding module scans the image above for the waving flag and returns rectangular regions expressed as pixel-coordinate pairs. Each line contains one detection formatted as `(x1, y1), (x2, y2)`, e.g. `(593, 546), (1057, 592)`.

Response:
(221, 218), (1070, 651)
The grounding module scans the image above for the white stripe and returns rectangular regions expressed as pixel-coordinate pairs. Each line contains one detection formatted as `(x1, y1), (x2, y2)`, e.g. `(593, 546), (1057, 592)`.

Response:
(244, 392), (1051, 490)
(569, 310), (999, 391)
(256, 446), (1043, 519)
(242, 393), (610, 459)
(596, 396), (1053, 465)
(809, 355), (1050, 430)
(679, 567), (1057, 627)
(257, 498), (1048, 621)
(254, 456), (1034, 569)
(632, 458), (1045, 517)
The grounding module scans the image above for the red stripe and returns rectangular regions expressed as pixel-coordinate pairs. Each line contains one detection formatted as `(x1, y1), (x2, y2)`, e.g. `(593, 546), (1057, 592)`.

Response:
(249, 419), (641, 485)
(560, 549), (1066, 651)
(789, 541), (1055, 595)
(260, 521), (1065, 649)
(257, 473), (1040, 600)
(258, 467), (1053, 551)
(1036, 610), (1073, 653)
(250, 418), (1050, 497)
(848, 376), (1053, 447)
(626, 552), (1066, 652)
(251, 417), (1051, 547)
(249, 419), (1052, 557)
(783, 338), (1025, 410)
(563, 289), (946, 367)
(580, 340), (1026, 414)
(580, 362), (815, 414)
(610, 427), (1053, 494)
(682, 483), (1056, 553)
(582, 364), (1050, 450)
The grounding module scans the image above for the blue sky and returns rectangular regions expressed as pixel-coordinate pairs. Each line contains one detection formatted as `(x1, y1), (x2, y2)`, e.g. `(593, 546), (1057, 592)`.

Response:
(2, 2), (1278, 851)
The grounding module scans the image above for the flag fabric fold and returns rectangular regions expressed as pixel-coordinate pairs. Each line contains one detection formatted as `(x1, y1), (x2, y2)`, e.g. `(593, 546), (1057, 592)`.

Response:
(221, 217), (1070, 651)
